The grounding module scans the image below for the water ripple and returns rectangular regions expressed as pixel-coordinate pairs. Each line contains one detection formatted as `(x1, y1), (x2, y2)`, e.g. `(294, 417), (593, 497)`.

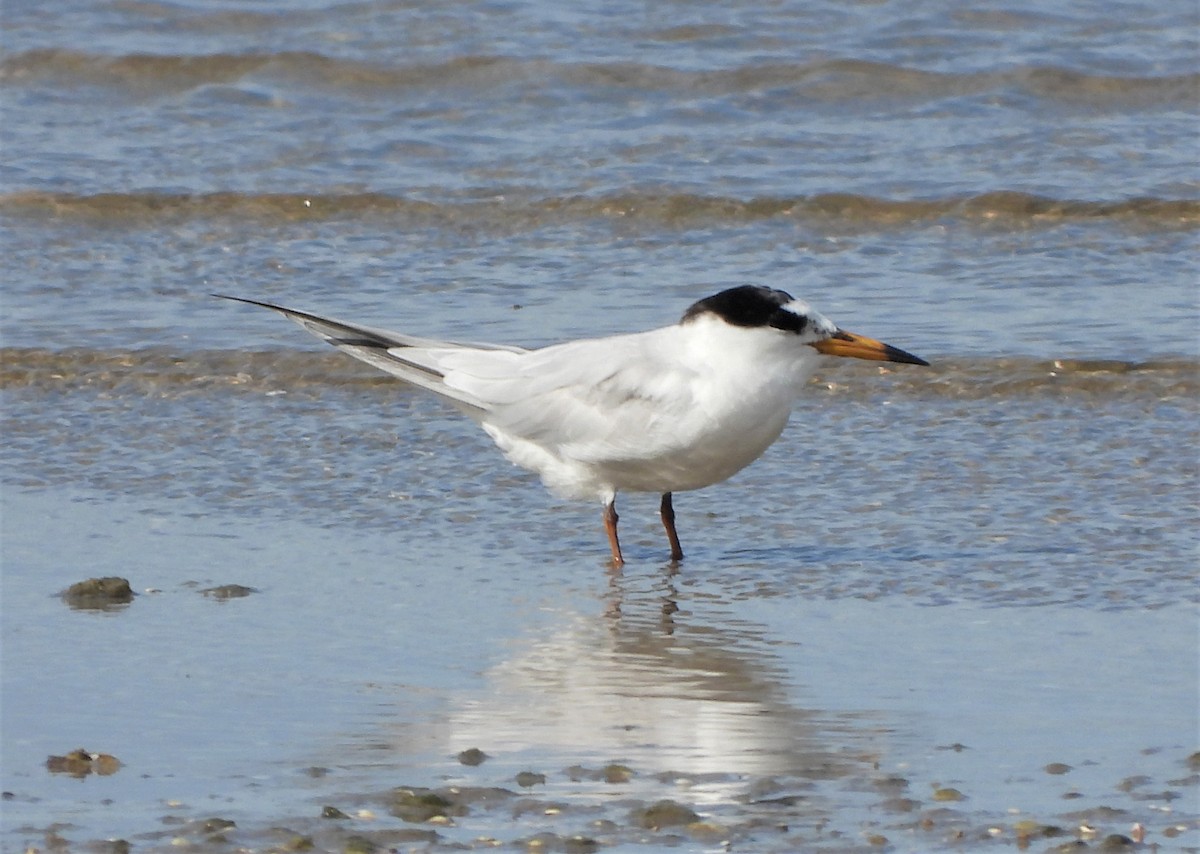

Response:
(4, 50), (1197, 109)
(3, 189), (1196, 230)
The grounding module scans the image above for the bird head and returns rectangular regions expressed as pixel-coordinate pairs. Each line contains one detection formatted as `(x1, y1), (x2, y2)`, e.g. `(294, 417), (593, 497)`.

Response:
(681, 285), (929, 366)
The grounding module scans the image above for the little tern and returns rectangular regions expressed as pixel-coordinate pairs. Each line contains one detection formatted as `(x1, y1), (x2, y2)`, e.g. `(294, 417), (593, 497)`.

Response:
(217, 286), (927, 565)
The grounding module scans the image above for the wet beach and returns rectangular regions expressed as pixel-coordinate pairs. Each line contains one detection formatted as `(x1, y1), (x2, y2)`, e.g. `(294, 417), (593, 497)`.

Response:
(2, 0), (1198, 851)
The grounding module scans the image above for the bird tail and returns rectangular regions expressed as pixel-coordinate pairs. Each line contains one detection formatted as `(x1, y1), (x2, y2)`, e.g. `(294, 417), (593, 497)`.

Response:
(214, 294), (519, 416)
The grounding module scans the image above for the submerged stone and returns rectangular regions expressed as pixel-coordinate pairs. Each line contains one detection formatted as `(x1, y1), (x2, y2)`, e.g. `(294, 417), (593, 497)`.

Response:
(879, 797), (921, 813)
(45, 749), (122, 778)
(457, 747), (488, 766)
(687, 821), (730, 843)
(602, 763), (633, 783)
(200, 584), (258, 600)
(389, 786), (513, 824)
(391, 789), (459, 823)
(517, 832), (599, 852)
(1012, 820), (1065, 840)
(515, 771), (546, 788)
(91, 753), (122, 776)
(631, 799), (700, 829)
(450, 786), (517, 807)
(342, 835), (376, 854)
(872, 774), (910, 794)
(61, 577), (134, 610)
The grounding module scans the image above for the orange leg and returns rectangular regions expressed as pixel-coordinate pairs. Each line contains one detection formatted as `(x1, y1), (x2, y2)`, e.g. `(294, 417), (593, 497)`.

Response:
(603, 499), (624, 566)
(660, 492), (684, 562)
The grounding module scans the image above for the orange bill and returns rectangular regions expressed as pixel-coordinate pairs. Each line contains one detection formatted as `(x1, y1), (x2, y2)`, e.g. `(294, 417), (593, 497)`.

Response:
(811, 329), (929, 366)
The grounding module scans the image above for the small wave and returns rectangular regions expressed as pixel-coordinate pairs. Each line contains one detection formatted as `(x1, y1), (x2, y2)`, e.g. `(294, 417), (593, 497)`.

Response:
(2, 49), (1195, 108)
(0, 348), (394, 396)
(2, 190), (1197, 231)
(3, 347), (1195, 402)
(0, 48), (520, 94)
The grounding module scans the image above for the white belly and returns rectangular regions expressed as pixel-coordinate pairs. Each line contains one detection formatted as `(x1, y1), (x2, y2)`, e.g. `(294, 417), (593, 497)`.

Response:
(595, 406), (792, 494)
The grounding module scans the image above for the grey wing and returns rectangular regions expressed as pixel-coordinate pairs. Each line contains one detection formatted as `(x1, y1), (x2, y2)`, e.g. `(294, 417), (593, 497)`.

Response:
(215, 295), (526, 415)
(441, 333), (701, 462)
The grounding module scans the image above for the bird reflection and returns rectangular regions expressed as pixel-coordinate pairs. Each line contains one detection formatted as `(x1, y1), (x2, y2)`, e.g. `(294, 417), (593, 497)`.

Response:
(434, 573), (876, 795)
(603, 560), (679, 635)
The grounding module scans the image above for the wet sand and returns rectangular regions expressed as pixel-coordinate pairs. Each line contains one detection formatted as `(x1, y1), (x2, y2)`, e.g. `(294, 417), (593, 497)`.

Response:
(3, 470), (1196, 852)
(3, 0), (1198, 849)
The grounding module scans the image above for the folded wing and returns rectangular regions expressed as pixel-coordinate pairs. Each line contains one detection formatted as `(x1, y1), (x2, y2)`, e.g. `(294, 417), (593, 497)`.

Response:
(443, 333), (702, 464)
(218, 296), (700, 465)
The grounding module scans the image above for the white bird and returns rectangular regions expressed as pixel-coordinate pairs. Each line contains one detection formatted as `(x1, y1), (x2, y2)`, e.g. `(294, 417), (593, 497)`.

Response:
(217, 286), (928, 565)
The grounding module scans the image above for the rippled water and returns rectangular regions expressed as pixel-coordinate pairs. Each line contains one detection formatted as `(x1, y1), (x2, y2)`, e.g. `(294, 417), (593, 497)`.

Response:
(2, 0), (1198, 851)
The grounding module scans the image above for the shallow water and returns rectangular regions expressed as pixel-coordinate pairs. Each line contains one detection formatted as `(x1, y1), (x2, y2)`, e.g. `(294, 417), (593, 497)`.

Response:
(2, 0), (1198, 850)
(3, 350), (1197, 850)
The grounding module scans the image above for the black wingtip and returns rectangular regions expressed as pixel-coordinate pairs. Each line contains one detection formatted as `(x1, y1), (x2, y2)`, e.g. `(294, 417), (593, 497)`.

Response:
(212, 293), (284, 311)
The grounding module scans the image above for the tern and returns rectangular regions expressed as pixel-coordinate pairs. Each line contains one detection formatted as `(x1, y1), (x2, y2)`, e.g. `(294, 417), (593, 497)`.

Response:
(217, 286), (927, 565)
